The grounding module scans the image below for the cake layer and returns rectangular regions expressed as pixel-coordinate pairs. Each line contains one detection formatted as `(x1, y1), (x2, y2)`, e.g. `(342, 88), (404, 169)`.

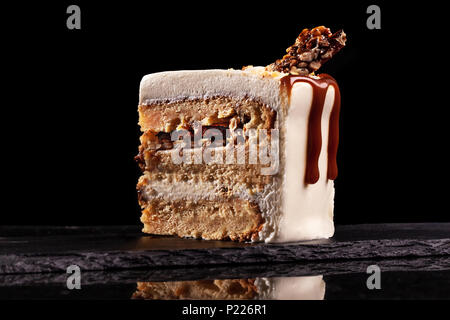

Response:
(138, 96), (277, 133)
(137, 170), (280, 242)
(140, 198), (264, 241)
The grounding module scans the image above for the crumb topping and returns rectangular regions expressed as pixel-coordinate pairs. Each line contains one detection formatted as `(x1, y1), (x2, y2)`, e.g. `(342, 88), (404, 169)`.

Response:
(265, 26), (346, 76)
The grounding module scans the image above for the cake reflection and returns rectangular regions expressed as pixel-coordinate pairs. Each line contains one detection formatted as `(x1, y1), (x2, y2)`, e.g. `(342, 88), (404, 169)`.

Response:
(132, 275), (325, 300)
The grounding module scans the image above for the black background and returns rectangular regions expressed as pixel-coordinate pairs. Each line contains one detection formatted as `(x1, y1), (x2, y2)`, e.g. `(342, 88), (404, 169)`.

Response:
(2, 1), (446, 226)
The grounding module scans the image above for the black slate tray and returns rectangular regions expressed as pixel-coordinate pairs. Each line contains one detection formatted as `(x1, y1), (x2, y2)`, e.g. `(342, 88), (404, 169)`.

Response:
(1, 223), (450, 274)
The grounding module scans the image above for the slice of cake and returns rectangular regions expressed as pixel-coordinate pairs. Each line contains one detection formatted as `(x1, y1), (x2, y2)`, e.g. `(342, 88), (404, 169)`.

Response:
(136, 26), (346, 242)
(131, 276), (325, 300)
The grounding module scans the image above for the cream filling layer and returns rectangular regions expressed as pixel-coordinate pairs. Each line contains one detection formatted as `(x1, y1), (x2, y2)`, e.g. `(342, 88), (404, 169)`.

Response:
(140, 178), (238, 202)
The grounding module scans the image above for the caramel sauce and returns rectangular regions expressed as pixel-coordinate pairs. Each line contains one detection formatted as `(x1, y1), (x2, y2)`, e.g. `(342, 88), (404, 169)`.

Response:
(281, 74), (341, 184)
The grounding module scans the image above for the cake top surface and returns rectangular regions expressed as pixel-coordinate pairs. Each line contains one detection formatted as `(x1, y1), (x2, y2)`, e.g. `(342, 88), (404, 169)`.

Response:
(139, 26), (346, 107)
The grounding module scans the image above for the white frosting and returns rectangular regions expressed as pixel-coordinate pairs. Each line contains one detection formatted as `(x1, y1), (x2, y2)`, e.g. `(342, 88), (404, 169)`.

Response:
(139, 69), (284, 111)
(276, 82), (335, 242)
(254, 276), (326, 300)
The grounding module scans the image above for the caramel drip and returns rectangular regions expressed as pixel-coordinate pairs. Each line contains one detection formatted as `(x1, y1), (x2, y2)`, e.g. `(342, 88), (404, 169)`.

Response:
(326, 77), (341, 180)
(281, 74), (341, 184)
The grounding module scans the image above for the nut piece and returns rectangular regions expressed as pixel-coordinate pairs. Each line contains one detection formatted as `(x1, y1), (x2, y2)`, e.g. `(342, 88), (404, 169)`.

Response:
(267, 26), (347, 75)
